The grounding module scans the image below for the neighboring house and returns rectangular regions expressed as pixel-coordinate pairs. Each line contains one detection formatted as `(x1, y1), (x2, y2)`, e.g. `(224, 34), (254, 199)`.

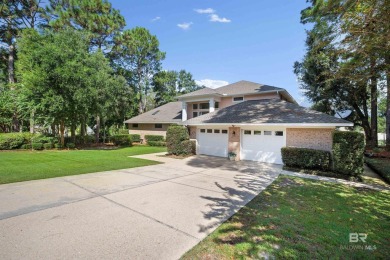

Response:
(125, 80), (353, 164)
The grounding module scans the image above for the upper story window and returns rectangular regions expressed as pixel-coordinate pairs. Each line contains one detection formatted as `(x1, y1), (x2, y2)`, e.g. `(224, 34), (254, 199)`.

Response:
(199, 111), (209, 116)
(233, 96), (244, 102)
(193, 112), (198, 118)
(200, 103), (209, 109)
(192, 104), (198, 109)
(132, 124), (138, 128)
(215, 102), (219, 109)
(155, 124), (162, 129)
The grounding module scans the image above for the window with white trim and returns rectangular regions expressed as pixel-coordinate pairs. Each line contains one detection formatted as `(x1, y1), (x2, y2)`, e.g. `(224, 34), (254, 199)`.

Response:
(264, 131), (272, 135)
(132, 124), (138, 128)
(155, 124), (162, 129)
(233, 96), (244, 102)
(275, 131), (284, 136)
(193, 112), (198, 118)
(214, 129), (220, 133)
(254, 130), (261, 135)
(222, 130), (228, 134)
(200, 129), (205, 133)
(244, 130), (251, 135)
(207, 129), (212, 133)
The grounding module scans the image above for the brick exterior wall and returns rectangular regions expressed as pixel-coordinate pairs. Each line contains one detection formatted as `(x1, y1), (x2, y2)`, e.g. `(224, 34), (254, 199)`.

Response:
(228, 127), (241, 161)
(189, 126), (197, 139)
(128, 123), (170, 141)
(286, 128), (334, 151)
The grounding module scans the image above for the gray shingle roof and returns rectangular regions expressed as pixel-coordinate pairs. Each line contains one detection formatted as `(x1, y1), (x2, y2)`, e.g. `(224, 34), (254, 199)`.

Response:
(177, 87), (218, 98)
(124, 101), (182, 124)
(178, 80), (285, 99)
(215, 80), (283, 96)
(183, 99), (352, 125)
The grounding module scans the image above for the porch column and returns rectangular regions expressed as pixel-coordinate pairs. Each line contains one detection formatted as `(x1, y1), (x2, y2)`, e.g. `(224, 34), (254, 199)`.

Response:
(182, 101), (187, 121)
(209, 98), (215, 113)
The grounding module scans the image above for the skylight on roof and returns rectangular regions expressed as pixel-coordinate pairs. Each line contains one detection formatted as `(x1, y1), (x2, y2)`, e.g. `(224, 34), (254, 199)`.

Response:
(152, 110), (160, 115)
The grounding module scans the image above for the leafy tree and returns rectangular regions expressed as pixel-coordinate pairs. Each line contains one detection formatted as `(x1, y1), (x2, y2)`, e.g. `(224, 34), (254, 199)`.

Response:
(152, 71), (178, 106)
(177, 70), (201, 94)
(45, 0), (125, 51)
(111, 27), (166, 114)
(16, 29), (123, 145)
(295, 0), (389, 148)
(0, 0), (44, 131)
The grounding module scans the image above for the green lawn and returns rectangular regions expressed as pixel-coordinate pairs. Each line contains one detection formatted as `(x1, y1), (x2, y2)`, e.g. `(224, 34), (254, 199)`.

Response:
(0, 146), (166, 184)
(182, 175), (390, 259)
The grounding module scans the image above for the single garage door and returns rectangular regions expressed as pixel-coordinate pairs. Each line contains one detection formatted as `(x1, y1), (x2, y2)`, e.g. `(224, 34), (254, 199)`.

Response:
(198, 128), (229, 157)
(241, 129), (285, 164)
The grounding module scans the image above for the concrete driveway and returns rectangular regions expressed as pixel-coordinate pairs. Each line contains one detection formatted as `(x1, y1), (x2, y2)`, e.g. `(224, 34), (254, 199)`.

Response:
(0, 153), (281, 260)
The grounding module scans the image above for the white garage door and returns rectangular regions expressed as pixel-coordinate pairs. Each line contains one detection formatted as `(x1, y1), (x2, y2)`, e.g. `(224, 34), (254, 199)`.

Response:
(241, 129), (286, 164)
(198, 129), (228, 157)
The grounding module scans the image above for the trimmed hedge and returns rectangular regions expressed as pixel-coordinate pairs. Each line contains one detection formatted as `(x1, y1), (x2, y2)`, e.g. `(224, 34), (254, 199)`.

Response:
(0, 132), (35, 150)
(129, 134), (141, 143)
(148, 141), (167, 147)
(21, 144), (32, 150)
(66, 143), (76, 149)
(32, 143), (43, 150)
(166, 126), (193, 155)
(332, 131), (365, 177)
(281, 147), (331, 171)
(54, 143), (63, 149)
(365, 158), (390, 184)
(145, 135), (164, 142)
(43, 143), (53, 149)
(111, 134), (132, 146)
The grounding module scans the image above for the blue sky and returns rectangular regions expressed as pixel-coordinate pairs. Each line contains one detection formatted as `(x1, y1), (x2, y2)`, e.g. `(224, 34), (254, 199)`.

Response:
(110, 0), (310, 105)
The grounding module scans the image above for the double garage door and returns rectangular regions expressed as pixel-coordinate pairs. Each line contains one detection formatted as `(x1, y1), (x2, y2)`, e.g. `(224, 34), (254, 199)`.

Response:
(197, 128), (286, 164)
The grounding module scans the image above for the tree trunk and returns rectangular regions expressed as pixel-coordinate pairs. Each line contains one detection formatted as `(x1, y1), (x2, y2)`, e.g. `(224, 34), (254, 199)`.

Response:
(51, 123), (56, 136)
(386, 63), (390, 150)
(29, 110), (35, 133)
(80, 117), (85, 145)
(71, 122), (76, 144)
(95, 115), (100, 143)
(9, 43), (20, 132)
(60, 120), (65, 146)
(370, 63), (378, 148)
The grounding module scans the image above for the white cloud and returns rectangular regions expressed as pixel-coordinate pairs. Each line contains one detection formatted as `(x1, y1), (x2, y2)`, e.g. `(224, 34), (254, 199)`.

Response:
(195, 79), (229, 89)
(177, 22), (193, 30)
(209, 14), (231, 23)
(194, 8), (215, 14)
(151, 16), (161, 22)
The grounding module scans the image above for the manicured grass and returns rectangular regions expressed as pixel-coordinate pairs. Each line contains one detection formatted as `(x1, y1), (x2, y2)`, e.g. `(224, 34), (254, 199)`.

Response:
(182, 176), (390, 259)
(365, 157), (390, 184)
(0, 146), (166, 184)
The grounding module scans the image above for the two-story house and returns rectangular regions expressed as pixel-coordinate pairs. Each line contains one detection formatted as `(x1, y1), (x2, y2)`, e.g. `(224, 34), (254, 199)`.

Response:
(124, 80), (352, 164)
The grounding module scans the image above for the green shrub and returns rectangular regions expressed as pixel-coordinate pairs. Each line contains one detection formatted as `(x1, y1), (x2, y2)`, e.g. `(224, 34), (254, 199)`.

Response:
(118, 128), (129, 135)
(129, 134), (141, 143)
(145, 135), (165, 142)
(54, 143), (63, 149)
(332, 131), (365, 176)
(111, 134), (132, 146)
(0, 133), (33, 150)
(281, 147), (331, 171)
(43, 143), (53, 149)
(32, 136), (56, 144)
(166, 126), (194, 155)
(66, 143), (76, 149)
(147, 141), (167, 147)
(365, 158), (390, 184)
(32, 143), (43, 150)
(20, 144), (32, 150)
